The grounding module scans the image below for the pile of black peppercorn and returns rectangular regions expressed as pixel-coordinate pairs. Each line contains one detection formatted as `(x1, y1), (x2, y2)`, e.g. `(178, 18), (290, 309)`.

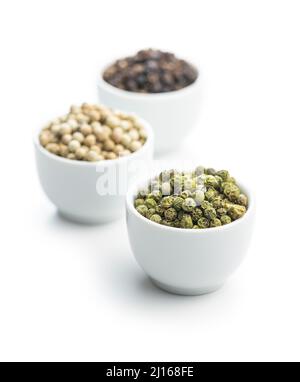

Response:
(103, 49), (198, 93)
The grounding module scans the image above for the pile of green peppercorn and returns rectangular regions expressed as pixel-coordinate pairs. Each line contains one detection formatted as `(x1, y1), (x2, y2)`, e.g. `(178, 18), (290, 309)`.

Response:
(134, 166), (248, 229)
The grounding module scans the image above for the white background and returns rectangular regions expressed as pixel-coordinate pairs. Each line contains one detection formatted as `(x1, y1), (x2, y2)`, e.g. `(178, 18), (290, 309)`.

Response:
(0, 0), (299, 362)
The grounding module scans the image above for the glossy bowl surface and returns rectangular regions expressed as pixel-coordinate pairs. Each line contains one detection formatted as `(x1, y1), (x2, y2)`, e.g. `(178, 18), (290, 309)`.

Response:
(34, 117), (154, 224)
(98, 61), (201, 154)
(126, 177), (255, 295)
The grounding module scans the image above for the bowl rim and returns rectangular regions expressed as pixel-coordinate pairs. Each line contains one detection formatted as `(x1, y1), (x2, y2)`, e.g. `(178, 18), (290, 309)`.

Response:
(34, 113), (154, 167)
(98, 58), (200, 101)
(126, 174), (254, 234)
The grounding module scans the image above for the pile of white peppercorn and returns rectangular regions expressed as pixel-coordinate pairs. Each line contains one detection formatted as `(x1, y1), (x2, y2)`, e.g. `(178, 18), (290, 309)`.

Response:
(39, 103), (147, 161)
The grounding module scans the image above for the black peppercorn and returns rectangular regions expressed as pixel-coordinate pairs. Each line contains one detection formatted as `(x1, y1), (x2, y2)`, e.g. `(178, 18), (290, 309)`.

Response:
(103, 49), (198, 93)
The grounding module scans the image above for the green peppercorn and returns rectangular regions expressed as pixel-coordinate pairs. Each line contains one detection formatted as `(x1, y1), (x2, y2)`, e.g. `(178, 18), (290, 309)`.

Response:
(182, 197), (197, 212)
(200, 200), (212, 210)
(161, 219), (173, 227)
(146, 208), (156, 219)
(136, 205), (148, 217)
(205, 188), (216, 201)
(173, 220), (181, 228)
(134, 198), (145, 208)
(217, 207), (227, 217)
(164, 207), (177, 221)
(222, 199), (234, 210)
(205, 168), (216, 175)
(203, 206), (217, 220)
(193, 225), (200, 229)
(173, 196), (184, 211)
(220, 215), (232, 225)
(216, 170), (229, 181)
(224, 183), (240, 202)
(177, 210), (185, 220)
(228, 205), (246, 220)
(197, 217), (210, 228)
(212, 196), (223, 209)
(145, 198), (157, 209)
(155, 205), (164, 215)
(181, 190), (192, 199)
(215, 175), (223, 188)
(220, 181), (233, 192)
(180, 214), (193, 229)
(150, 214), (162, 224)
(238, 194), (248, 207)
(210, 218), (222, 227)
(204, 175), (219, 189)
(161, 196), (174, 209)
(191, 208), (203, 223)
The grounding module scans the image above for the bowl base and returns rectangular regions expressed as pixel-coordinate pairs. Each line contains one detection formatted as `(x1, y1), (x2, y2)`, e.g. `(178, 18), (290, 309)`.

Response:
(150, 278), (224, 296)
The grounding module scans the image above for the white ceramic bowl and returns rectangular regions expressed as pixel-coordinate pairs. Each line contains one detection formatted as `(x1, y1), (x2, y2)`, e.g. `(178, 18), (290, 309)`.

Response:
(97, 61), (201, 154)
(126, 178), (255, 295)
(34, 118), (154, 224)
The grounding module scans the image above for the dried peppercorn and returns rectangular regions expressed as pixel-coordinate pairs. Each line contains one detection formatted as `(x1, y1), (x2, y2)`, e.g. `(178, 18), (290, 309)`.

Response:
(164, 208), (177, 222)
(210, 218), (222, 228)
(136, 205), (148, 217)
(191, 208), (203, 223)
(150, 214), (162, 224)
(134, 166), (248, 229)
(39, 103), (147, 161)
(180, 214), (193, 229)
(103, 49), (198, 93)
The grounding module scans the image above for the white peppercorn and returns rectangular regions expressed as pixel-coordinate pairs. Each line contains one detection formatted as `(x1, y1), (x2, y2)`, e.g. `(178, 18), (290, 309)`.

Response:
(59, 144), (68, 157)
(60, 123), (72, 135)
(106, 152), (117, 160)
(111, 128), (123, 143)
(90, 145), (101, 154)
(68, 119), (78, 130)
(68, 140), (81, 152)
(46, 143), (60, 155)
(130, 141), (142, 152)
(103, 139), (115, 151)
(40, 132), (51, 146)
(67, 153), (76, 160)
(119, 120), (132, 130)
(75, 147), (87, 160)
(129, 129), (139, 141)
(93, 125), (108, 142)
(114, 144), (124, 154)
(51, 124), (61, 135)
(73, 132), (84, 143)
(62, 134), (72, 145)
(39, 103), (147, 161)
(119, 149), (131, 157)
(80, 123), (92, 136)
(106, 116), (120, 128)
(121, 134), (131, 148)
(84, 134), (96, 147)
(86, 150), (100, 162)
